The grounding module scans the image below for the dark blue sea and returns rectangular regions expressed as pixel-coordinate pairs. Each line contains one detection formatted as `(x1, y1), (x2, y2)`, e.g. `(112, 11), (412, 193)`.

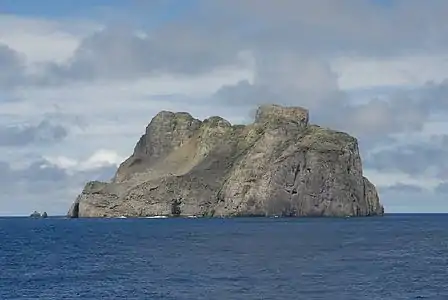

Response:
(1, 214), (447, 300)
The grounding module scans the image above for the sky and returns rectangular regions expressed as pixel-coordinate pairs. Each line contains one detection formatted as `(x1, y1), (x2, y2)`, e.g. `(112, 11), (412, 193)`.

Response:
(1, 0), (448, 215)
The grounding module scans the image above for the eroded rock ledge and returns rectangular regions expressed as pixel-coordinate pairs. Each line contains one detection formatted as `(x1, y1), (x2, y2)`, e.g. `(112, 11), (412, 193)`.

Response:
(68, 104), (383, 218)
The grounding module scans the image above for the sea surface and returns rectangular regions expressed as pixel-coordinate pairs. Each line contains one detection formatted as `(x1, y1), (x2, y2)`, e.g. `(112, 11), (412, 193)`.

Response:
(0, 214), (447, 300)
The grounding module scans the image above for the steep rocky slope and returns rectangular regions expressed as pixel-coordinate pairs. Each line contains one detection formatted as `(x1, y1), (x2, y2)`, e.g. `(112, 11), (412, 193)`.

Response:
(68, 104), (383, 218)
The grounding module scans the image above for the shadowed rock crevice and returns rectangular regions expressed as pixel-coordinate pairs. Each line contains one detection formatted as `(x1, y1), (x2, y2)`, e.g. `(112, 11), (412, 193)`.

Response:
(67, 104), (383, 218)
(171, 198), (182, 216)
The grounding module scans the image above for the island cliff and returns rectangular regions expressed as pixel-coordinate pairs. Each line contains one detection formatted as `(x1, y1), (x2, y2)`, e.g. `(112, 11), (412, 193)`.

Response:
(68, 104), (383, 218)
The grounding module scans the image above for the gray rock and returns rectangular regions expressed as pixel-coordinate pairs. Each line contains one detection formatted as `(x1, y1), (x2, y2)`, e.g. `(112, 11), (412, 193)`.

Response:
(30, 211), (48, 218)
(30, 211), (41, 218)
(68, 104), (384, 218)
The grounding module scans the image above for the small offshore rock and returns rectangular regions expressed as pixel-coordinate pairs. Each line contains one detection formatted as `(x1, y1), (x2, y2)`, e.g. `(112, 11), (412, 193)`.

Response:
(30, 211), (41, 218)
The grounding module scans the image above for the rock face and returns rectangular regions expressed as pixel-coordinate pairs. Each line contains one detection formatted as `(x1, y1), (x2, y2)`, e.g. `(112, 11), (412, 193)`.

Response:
(68, 104), (383, 218)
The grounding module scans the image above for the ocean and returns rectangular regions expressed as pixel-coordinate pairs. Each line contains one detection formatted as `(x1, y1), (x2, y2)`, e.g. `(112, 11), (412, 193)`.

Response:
(0, 214), (447, 299)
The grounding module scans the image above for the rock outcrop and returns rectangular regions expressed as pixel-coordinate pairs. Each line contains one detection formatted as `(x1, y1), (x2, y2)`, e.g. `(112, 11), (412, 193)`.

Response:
(68, 104), (383, 218)
(30, 211), (41, 218)
(30, 211), (48, 218)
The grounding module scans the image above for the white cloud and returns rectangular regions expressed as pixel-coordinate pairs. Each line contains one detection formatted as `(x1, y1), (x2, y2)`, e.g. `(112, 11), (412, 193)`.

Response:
(0, 155), (117, 216)
(333, 54), (448, 90)
(0, 14), (97, 63)
(45, 149), (124, 174)
(364, 169), (442, 190)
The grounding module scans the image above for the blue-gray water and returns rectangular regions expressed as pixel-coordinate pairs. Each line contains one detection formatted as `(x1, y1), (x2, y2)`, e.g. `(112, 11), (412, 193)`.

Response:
(1, 214), (447, 299)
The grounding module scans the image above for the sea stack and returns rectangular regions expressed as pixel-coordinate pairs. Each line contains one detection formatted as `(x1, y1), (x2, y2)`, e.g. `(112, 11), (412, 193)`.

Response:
(30, 211), (48, 218)
(30, 211), (41, 218)
(68, 104), (383, 218)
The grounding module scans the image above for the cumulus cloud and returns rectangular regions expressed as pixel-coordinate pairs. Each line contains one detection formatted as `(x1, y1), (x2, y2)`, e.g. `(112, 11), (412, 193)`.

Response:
(211, 56), (438, 144)
(215, 55), (341, 109)
(434, 182), (448, 194)
(199, 0), (448, 55)
(0, 15), (97, 90)
(9, 0), (448, 87)
(40, 25), (248, 84)
(0, 153), (118, 186)
(333, 55), (448, 90)
(0, 14), (94, 63)
(0, 43), (26, 88)
(0, 120), (68, 146)
(378, 183), (427, 194)
(0, 152), (119, 215)
(364, 134), (448, 179)
(44, 149), (124, 174)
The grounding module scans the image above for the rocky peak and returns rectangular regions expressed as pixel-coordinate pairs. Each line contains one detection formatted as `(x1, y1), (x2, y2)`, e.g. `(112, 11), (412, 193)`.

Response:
(114, 110), (202, 183)
(134, 110), (202, 159)
(254, 104), (309, 127)
(202, 116), (231, 128)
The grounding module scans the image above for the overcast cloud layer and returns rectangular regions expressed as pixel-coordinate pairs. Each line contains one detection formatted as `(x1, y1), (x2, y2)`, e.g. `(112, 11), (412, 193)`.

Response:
(1, 0), (448, 215)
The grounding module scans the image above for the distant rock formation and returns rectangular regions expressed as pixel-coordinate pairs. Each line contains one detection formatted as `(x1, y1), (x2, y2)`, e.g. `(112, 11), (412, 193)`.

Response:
(41, 212), (48, 218)
(68, 104), (384, 218)
(30, 211), (41, 218)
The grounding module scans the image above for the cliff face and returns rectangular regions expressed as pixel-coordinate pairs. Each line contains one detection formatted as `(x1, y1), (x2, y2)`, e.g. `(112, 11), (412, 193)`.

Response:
(68, 104), (384, 218)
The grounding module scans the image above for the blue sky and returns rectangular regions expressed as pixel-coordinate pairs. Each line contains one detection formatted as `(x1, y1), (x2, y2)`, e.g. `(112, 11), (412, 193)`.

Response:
(0, 0), (197, 29)
(1, 0), (173, 16)
(1, 0), (448, 215)
(1, 0), (129, 17)
(0, 0), (392, 14)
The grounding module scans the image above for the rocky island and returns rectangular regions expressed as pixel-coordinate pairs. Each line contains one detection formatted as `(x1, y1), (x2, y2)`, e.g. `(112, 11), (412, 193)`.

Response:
(30, 211), (48, 218)
(68, 104), (383, 218)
